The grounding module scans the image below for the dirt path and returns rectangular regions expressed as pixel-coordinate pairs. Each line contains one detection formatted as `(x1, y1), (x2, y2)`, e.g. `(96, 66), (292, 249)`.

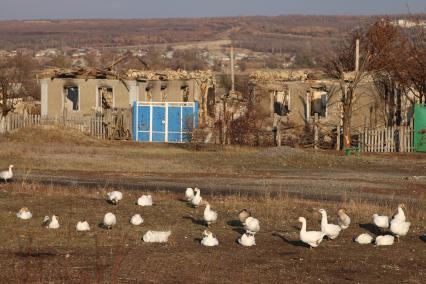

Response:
(15, 169), (426, 205)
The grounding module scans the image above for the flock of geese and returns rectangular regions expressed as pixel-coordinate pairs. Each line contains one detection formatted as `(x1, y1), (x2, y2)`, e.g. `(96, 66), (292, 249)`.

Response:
(14, 182), (415, 249)
(299, 204), (412, 248)
(3, 164), (421, 248)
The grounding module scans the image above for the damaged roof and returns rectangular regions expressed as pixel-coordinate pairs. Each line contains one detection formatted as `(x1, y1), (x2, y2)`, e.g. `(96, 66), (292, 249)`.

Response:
(40, 67), (215, 82)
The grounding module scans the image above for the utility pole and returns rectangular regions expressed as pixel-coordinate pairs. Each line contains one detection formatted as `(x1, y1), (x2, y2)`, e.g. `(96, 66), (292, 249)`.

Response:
(355, 38), (360, 72)
(230, 45), (235, 94)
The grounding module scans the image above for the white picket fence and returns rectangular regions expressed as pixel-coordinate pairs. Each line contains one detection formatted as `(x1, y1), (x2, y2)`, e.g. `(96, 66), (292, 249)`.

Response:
(359, 126), (414, 152)
(0, 113), (106, 138)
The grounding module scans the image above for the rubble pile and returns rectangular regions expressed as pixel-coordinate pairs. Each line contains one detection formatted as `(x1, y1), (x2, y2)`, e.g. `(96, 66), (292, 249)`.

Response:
(126, 69), (215, 81)
(249, 70), (308, 82)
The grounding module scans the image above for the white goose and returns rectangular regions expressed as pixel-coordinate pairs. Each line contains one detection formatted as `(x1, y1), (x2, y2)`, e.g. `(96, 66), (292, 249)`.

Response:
(107, 191), (123, 205)
(373, 214), (389, 230)
(319, 209), (341, 239)
(103, 212), (117, 229)
(143, 230), (171, 243)
(0, 165), (14, 182)
(191, 188), (202, 208)
(43, 215), (60, 229)
(137, 195), (153, 206)
(354, 233), (373, 245)
(337, 208), (351, 230)
(16, 207), (32, 220)
(201, 230), (219, 247)
(203, 202), (218, 227)
(244, 216), (260, 234)
(185, 188), (194, 201)
(391, 204), (406, 223)
(130, 214), (144, 226)
(298, 217), (325, 248)
(76, 221), (90, 231)
(238, 232), (256, 247)
(390, 219), (410, 242)
(375, 235), (395, 246)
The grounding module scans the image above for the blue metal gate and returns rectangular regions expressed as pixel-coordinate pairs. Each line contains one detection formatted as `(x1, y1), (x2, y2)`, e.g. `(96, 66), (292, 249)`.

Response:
(133, 102), (198, 143)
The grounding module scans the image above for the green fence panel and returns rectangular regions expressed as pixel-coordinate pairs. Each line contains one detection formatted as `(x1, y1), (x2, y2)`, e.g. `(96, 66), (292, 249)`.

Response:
(414, 104), (426, 152)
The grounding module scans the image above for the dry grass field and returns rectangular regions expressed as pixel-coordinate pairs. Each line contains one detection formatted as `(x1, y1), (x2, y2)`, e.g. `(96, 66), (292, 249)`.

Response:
(0, 126), (425, 283)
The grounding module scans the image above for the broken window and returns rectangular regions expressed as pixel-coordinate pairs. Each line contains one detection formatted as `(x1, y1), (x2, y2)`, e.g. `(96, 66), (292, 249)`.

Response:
(161, 83), (168, 102)
(97, 86), (114, 110)
(145, 84), (152, 101)
(181, 85), (189, 102)
(65, 86), (79, 111)
(311, 91), (328, 117)
(273, 88), (290, 116)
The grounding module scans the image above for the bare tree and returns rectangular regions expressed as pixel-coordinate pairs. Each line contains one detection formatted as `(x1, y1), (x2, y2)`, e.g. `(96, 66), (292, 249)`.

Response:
(324, 31), (371, 148)
(0, 68), (20, 118)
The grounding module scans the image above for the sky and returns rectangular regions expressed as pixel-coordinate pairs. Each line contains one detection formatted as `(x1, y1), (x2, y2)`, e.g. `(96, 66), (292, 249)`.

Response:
(0, 0), (425, 20)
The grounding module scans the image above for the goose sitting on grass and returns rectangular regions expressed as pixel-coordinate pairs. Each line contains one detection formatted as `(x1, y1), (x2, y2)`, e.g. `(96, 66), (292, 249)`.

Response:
(354, 233), (373, 245)
(43, 215), (60, 229)
(244, 216), (260, 234)
(107, 191), (123, 205)
(391, 204), (406, 223)
(143, 230), (171, 243)
(373, 213), (389, 230)
(185, 188), (194, 201)
(137, 195), (153, 206)
(191, 188), (202, 208)
(103, 212), (117, 229)
(16, 207), (32, 220)
(238, 209), (251, 226)
(201, 230), (219, 247)
(0, 165), (14, 182)
(319, 209), (341, 239)
(76, 220), (90, 232)
(203, 202), (218, 227)
(298, 217), (325, 249)
(130, 214), (144, 226)
(375, 235), (395, 246)
(390, 218), (410, 242)
(337, 208), (351, 230)
(238, 232), (256, 247)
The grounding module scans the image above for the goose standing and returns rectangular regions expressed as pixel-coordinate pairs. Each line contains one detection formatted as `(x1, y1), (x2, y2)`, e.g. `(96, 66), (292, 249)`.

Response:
(76, 220), (90, 232)
(337, 208), (351, 230)
(390, 218), (410, 242)
(143, 230), (171, 243)
(238, 232), (256, 247)
(201, 230), (219, 247)
(137, 195), (153, 206)
(391, 204), (406, 223)
(43, 215), (60, 229)
(375, 235), (395, 246)
(130, 214), (144, 226)
(298, 217), (325, 248)
(107, 191), (123, 205)
(238, 209), (251, 225)
(191, 188), (202, 208)
(203, 202), (218, 227)
(185, 188), (194, 201)
(373, 214), (389, 230)
(319, 209), (341, 239)
(103, 212), (117, 229)
(244, 216), (260, 234)
(16, 207), (32, 220)
(354, 233), (373, 245)
(0, 165), (14, 182)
